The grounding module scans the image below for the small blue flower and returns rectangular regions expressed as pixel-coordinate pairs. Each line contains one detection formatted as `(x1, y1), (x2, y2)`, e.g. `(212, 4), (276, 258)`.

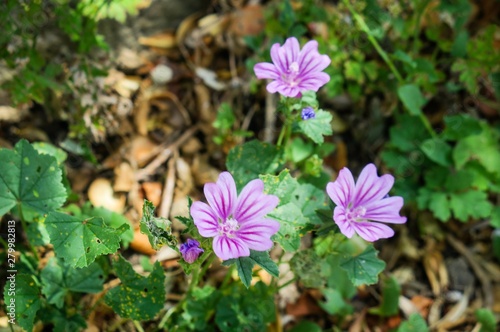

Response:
(179, 239), (204, 263)
(301, 107), (316, 120)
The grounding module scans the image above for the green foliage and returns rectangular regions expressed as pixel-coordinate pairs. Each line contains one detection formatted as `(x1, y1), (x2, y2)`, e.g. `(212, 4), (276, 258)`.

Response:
(213, 103), (253, 145)
(397, 84), (426, 116)
(3, 274), (42, 332)
(289, 321), (323, 332)
(475, 308), (497, 332)
(140, 200), (177, 251)
(0, 140), (67, 220)
(397, 313), (429, 332)
(369, 276), (401, 317)
(227, 140), (285, 190)
(222, 250), (279, 288)
(319, 288), (353, 316)
(41, 257), (104, 308)
(105, 255), (166, 321)
(340, 245), (386, 286)
(181, 286), (220, 331)
(289, 249), (323, 288)
(45, 212), (124, 268)
(296, 109), (333, 144)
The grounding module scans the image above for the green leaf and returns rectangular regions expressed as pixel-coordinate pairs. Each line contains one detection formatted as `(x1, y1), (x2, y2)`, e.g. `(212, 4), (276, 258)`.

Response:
(449, 190), (493, 222)
(0, 139), (67, 219)
(369, 276), (401, 316)
(475, 308), (497, 332)
(340, 245), (386, 286)
(289, 249), (324, 288)
(287, 137), (313, 163)
(4, 274), (42, 331)
(181, 286), (220, 330)
(322, 255), (357, 299)
(429, 192), (451, 222)
(38, 306), (86, 332)
(453, 129), (500, 175)
(289, 321), (322, 332)
(442, 114), (482, 141)
(397, 84), (427, 116)
(344, 61), (364, 83)
(388, 114), (430, 152)
(32, 142), (68, 165)
(140, 200), (177, 251)
(81, 204), (133, 247)
(420, 138), (452, 167)
(297, 109), (333, 144)
(41, 257), (104, 308)
(45, 211), (122, 268)
(319, 288), (352, 316)
(105, 255), (166, 320)
(490, 207), (500, 228)
(222, 250), (279, 288)
(397, 313), (429, 332)
(227, 140), (285, 190)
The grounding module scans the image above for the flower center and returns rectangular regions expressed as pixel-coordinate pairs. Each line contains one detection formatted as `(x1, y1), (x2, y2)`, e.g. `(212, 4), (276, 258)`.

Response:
(282, 61), (300, 87)
(218, 217), (240, 238)
(346, 205), (367, 223)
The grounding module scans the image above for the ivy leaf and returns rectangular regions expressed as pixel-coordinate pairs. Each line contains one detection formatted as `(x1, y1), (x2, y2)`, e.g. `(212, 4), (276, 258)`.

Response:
(227, 140), (285, 190)
(0, 139), (67, 219)
(222, 250), (279, 288)
(140, 200), (177, 251)
(340, 245), (386, 286)
(397, 313), (429, 332)
(105, 255), (166, 320)
(41, 257), (104, 308)
(45, 211), (123, 268)
(297, 109), (333, 144)
(397, 84), (427, 116)
(3, 274), (42, 332)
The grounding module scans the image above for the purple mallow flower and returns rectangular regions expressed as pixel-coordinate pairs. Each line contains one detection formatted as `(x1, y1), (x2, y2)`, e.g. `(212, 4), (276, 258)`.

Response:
(180, 239), (204, 263)
(254, 37), (331, 98)
(191, 172), (280, 260)
(301, 107), (316, 120)
(326, 164), (406, 242)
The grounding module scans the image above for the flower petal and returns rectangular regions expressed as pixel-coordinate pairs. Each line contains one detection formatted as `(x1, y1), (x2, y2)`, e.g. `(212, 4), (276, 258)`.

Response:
(297, 72), (330, 91)
(266, 80), (284, 93)
(353, 164), (394, 207)
(236, 218), (280, 251)
(204, 172), (237, 220)
(191, 201), (219, 237)
(327, 167), (355, 207)
(213, 236), (250, 260)
(275, 84), (301, 98)
(254, 62), (280, 80)
(333, 206), (356, 238)
(282, 37), (300, 68)
(270, 42), (286, 73)
(351, 221), (395, 242)
(234, 179), (279, 223)
(364, 196), (407, 224)
(298, 40), (330, 75)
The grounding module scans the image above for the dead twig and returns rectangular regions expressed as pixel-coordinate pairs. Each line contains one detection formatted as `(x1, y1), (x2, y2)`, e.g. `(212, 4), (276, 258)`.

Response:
(136, 125), (199, 180)
(263, 83), (276, 143)
(446, 234), (493, 309)
(158, 151), (178, 219)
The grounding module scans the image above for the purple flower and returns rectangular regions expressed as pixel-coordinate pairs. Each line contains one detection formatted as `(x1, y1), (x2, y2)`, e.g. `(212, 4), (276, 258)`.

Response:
(326, 164), (407, 242)
(253, 37), (331, 98)
(180, 239), (204, 263)
(301, 107), (316, 120)
(190, 172), (280, 260)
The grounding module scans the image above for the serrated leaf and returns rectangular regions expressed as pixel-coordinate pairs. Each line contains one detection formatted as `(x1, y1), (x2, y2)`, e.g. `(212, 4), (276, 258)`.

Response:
(453, 129), (500, 175)
(4, 274), (42, 331)
(227, 140), (285, 190)
(41, 257), (104, 308)
(105, 255), (165, 320)
(81, 204), (133, 247)
(449, 190), (493, 222)
(140, 200), (177, 251)
(429, 192), (451, 222)
(222, 250), (279, 288)
(340, 245), (386, 286)
(297, 109), (333, 144)
(0, 139), (67, 219)
(420, 138), (452, 166)
(397, 313), (429, 332)
(397, 84), (426, 116)
(45, 211), (122, 268)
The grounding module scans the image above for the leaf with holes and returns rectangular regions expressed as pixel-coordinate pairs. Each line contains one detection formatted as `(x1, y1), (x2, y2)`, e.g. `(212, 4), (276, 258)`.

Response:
(4, 274), (42, 331)
(0, 139), (67, 220)
(41, 257), (104, 308)
(105, 255), (166, 320)
(45, 211), (124, 268)
(140, 200), (177, 251)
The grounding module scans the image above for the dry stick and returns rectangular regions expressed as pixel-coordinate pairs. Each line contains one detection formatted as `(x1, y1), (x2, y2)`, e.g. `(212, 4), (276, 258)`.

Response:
(263, 84), (276, 143)
(446, 234), (493, 309)
(158, 151), (178, 219)
(136, 125), (199, 180)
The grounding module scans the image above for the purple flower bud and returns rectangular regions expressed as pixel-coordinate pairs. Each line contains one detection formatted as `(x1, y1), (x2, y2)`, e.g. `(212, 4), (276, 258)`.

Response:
(301, 107), (316, 120)
(180, 239), (204, 263)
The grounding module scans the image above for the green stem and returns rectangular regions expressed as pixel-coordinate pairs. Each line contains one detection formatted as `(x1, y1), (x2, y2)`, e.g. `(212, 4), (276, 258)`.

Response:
(221, 264), (235, 288)
(343, 0), (436, 138)
(277, 277), (297, 290)
(412, 0), (431, 55)
(133, 320), (145, 332)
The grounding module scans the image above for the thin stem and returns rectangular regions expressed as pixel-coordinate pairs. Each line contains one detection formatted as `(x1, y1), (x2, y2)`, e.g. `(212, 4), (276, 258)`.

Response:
(343, 0), (436, 138)
(278, 277), (297, 290)
(221, 264), (235, 288)
(412, 0), (431, 55)
(133, 320), (145, 332)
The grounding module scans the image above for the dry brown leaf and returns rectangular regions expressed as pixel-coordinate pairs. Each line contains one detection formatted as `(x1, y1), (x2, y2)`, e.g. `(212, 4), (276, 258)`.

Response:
(114, 162), (135, 192)
(229, 5), (264, 36)
(129, 136), (160, 167)
(194, 82), (214, 122)
(88, 178), (126, 213)
(198, 14), (229, 37)
(423, 240), (449, 296)
(139, 32), (177, 49)
(410, 295), (433, 318)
